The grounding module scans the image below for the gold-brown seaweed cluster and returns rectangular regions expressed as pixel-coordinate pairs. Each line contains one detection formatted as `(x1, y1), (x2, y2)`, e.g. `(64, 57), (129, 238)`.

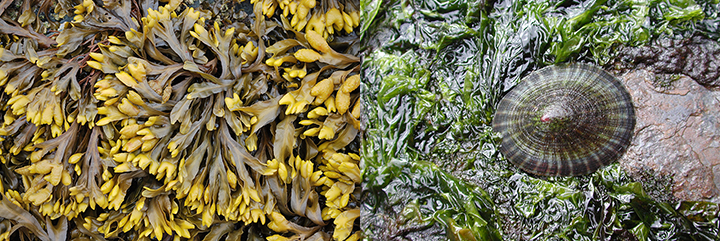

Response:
(0, 0), (361, 240)
(255, 0), (360, 39)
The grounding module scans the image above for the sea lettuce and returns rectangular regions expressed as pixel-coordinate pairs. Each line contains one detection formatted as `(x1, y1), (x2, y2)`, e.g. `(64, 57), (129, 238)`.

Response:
(361, 0), (720, 239)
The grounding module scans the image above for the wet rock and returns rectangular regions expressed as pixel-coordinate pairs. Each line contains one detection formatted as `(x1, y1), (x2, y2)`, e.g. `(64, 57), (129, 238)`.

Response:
(616, 36), (720, 87)
(617, 69), (720, 202)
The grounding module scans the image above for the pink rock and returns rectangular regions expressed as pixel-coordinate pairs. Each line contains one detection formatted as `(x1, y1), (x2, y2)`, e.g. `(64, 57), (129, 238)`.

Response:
(618, 69), (720, 202)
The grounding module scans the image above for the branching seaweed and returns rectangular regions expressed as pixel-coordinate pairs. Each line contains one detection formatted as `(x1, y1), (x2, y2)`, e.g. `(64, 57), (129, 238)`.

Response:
(0, 0), (362, 240)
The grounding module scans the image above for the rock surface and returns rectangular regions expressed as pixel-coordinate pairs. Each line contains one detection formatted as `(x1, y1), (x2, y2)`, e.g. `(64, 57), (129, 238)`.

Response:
(617, 69), (720, 203)
(617, 36), (720, 87)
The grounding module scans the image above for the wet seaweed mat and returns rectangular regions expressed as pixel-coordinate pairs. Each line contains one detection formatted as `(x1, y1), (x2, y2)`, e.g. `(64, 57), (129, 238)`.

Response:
(0, 0), (362, 240)
(361, 0), (720, 239)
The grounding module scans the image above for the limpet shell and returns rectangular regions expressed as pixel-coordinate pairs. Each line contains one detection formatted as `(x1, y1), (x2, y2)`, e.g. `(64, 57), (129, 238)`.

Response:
(493, 63), (635, 176)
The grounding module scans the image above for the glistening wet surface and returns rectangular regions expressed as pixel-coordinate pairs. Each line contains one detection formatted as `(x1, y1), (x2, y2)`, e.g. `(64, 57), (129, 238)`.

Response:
(361, 0), (720, 239)
(617, 68), (720, 203)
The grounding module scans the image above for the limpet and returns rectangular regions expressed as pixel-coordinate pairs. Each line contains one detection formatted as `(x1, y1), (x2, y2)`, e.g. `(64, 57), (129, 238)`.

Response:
(493, 63), (635, 176)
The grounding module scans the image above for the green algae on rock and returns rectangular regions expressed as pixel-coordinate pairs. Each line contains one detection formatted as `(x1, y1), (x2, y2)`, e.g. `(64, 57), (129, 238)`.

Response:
(361, 0), (720, 239)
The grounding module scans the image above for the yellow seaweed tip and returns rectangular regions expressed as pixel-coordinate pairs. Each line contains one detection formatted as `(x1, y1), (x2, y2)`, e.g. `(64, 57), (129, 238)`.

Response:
(115, 71), (138, 87)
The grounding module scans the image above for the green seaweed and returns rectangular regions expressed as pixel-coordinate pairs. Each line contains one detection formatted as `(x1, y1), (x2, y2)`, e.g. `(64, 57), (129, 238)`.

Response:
(360, 0), (720, 239)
